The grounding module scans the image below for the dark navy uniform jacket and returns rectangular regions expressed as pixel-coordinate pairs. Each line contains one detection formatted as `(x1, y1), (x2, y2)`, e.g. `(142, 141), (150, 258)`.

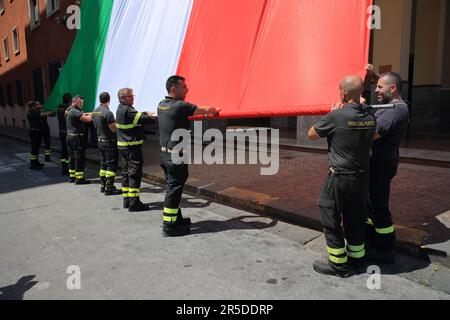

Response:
(371, 102), (409, 164)
(93, 105), (116, 141)
(27, 108), (42, 131)
(157, 96), (197, 149)
(40, 114), (50, 133)
(315, 103), (377, 172)
(66, 107), (86, 135)
(57, 103), (71, 133)
(116, 104), (155, 149)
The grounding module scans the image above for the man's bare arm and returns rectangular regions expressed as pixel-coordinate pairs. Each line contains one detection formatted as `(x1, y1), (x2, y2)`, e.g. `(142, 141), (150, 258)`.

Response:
(374, 132), (381, 140)
(42, 111), (56, 117)
(308, 126), (321, 141)
(194, 106), (221, 117)
(365, 64), (381, 82)
(108, 122), (117, 133)
(143, 112), (157, 118)
(80, 114), (93, 123)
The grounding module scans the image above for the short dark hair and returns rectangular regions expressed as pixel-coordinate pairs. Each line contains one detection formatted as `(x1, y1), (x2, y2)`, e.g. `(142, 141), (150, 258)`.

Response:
(27, 101), (39, 110)
(118, 88), (132, 102)
(72, 95), (83, 103)
(99, 92), (110, 104)
(62, 93), (72, 104)
(166, 75), (185, 94)
(381, 72), (403, 92)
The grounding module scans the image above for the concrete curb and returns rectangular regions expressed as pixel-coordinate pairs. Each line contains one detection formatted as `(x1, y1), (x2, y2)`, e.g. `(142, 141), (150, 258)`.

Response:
(1, 130), (447, 263)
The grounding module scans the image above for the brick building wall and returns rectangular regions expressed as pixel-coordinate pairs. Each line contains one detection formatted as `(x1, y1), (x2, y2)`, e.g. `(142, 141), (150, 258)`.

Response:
(0, 0), (77, 131)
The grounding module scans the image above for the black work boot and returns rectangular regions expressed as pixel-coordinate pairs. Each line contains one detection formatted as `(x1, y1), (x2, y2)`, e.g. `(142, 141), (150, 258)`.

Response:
(45, 150), (52, 162)
(177, 209), (191, 226)
(30, 164), (42, 170)
(313, 260), (351, 278)
(75, 179), (91, 185)
(368, 249), (396, 265)
(105, 187), (122, 196)
(163, 223), (190, 237)
(100, 177), (106, 193)
(122, 187), (129, 208)
(61, 162), (69, 176)
(36, 159), (45, 168)
(104, 178), (122, 196)
(69, 170), (76, 183)
(366, 220), (377, 251)
(349, 257), (368, 274)
(128, 199), (150, 212)
(30, 160), (44, 170)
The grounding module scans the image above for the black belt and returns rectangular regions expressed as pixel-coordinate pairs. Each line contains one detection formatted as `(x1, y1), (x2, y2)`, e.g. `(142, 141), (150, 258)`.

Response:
(98, 138), (116, 143)
(160, 147), (184, 157)
(329, 167), (366, 176)
(30, 128), (41, 132)
(68, 133), (85, 137)
(160, 147), (174, 153)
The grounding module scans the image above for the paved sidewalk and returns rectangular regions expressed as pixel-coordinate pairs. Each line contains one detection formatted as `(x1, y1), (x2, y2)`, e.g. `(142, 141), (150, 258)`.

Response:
(1, 125), (449, 263)
(0, 135), (449, 299)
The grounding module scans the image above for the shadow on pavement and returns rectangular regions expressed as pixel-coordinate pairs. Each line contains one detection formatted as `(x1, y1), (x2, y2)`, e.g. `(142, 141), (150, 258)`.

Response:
(368, 254), (431, 276)
(140, 185), (165, 194)
(140, 196), (279, 235)
(422, 219), (450, 247)
(190, 215), (278, 235)
(0, 276), (38, 300)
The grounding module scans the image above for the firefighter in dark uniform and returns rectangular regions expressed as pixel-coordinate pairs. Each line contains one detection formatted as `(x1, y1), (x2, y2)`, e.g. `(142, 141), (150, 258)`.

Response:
(66, 95), (93, 185)
(308, 76), (377, 277)
(158, 76), (220, 237)
(92, 92), (121, 196)
(57, 93), (72, 175)
(116, 88), (157, 212)
(41, 109), (53, 162)
(366, 71), (410, 264)
(27, 101), (52, 170)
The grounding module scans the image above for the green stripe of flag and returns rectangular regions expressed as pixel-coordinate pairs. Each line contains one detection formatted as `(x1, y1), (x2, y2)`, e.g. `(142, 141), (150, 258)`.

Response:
(44, 0), (114, 112)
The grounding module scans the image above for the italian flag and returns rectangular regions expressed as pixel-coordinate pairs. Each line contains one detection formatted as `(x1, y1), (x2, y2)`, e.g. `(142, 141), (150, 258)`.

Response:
(45, 0), (372, 118)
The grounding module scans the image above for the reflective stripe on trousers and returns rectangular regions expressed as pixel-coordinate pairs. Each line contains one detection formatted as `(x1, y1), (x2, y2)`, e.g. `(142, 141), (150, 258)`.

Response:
(163, 207), (179, 223)
(327, 247), (348, 264)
